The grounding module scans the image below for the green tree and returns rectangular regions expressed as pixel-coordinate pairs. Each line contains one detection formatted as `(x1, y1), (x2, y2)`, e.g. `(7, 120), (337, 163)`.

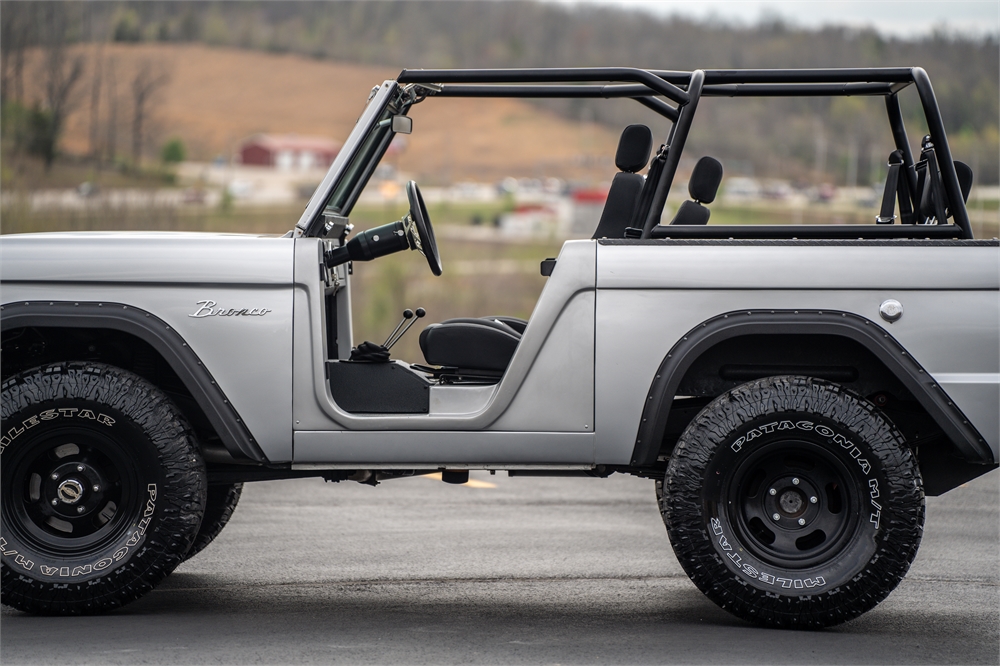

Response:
(161, 137), (186, 163)
(26, 104), (57, 167)
(112, 9), (142, 43)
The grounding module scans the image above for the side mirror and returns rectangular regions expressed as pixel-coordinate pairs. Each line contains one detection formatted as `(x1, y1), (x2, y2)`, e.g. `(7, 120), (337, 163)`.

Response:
(391, 115), (413, 134)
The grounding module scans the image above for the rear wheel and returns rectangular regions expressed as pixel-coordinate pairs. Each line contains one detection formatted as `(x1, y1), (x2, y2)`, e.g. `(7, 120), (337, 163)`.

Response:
(662, 376), (924, 628)
(1, 362), (206, 615)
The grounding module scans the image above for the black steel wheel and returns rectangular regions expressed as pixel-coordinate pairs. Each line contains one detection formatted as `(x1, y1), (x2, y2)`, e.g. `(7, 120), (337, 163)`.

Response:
(184, 482), (242, 561)
(1, 362), (206, 615)
(662, 376), (924, 628)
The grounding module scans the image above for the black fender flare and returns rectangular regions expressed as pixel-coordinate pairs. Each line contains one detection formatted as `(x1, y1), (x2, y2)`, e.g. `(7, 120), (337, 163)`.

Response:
(630, 309), (994, 468)
(1, 300), (266, 462)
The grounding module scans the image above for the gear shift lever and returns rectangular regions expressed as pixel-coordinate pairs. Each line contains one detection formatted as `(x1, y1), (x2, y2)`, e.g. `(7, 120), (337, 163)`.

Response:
(385, 307), (425, 350)
(383, 309), (414, 347)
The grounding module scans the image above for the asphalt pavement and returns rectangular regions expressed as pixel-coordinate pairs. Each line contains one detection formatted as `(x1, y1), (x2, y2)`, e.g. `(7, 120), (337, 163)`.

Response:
(2, 469), (998, 665)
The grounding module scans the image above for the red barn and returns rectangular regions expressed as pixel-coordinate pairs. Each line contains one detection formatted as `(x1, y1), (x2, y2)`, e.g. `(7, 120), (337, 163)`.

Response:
(237, 134), (341, 171)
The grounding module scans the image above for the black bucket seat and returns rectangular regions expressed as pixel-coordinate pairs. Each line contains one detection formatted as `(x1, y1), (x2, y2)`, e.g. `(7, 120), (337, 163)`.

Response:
(419, 126), (654, 377)
(669, 156), (723, 225)
(592, 124), (653, 238)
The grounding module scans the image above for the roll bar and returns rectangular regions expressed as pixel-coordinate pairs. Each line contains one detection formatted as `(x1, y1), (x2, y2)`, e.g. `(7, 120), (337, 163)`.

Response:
(300, 67), (972, 239)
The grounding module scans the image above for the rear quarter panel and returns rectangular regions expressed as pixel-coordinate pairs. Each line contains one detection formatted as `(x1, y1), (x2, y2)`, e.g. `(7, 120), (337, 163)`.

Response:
(593, 241), (1000, 465)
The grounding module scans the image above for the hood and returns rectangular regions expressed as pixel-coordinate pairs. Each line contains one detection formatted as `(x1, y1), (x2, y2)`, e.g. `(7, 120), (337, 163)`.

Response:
(0, 231), (294, 285)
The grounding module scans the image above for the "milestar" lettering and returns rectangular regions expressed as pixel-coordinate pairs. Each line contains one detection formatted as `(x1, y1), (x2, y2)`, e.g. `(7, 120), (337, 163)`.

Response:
(0, 409), (115, 454)
(711, 518), (826, 589)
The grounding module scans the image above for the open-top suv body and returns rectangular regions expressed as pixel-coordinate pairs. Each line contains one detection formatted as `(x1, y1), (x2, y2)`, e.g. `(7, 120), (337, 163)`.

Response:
(2, 67), (996, 627)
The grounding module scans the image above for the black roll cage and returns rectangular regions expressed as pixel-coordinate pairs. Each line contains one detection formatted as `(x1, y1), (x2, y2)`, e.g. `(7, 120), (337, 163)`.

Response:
(396, 67), (973, 240)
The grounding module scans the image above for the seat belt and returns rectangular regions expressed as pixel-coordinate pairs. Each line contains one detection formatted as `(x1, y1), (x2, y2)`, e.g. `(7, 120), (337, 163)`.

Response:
(897, 162), (915, 224)
(877, 151), (903, 224)
(922, 145), (948, 224)
(626, 143), (667, 238)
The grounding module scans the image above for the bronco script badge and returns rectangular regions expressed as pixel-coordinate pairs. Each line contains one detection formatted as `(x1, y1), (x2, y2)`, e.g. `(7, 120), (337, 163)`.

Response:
(188, 300), (271, 318)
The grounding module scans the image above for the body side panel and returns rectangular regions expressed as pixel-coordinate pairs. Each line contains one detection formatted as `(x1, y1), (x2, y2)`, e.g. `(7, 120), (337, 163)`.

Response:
(1, 234), (295, 462)
(488, 290), (594, 433)
(597, 244), (998, 291)
(595, 289), (998, 464)
(293, 430), (594, 465)
(0, 233), (292, 285)
(594, 244), (999, 465)
(291, 239), (597, 437)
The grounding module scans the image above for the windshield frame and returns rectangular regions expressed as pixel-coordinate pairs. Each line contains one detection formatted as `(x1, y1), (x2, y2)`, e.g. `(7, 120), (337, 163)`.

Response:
(296, 81), (409, 237)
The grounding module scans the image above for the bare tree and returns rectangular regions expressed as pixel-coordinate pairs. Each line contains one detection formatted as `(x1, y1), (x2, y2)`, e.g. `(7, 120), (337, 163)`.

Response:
(36, 4), (84, 169)
(105, 57), (118, 163)
(1, 3), (36, 106)
(88, 47), (104, 160)
(129, 61), (170, 167)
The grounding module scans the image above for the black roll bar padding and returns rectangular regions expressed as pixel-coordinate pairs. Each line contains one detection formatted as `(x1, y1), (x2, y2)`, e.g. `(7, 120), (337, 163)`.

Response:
(411, 78), (910, 118)
(911, 67), (973, 238)
(398, 67), (691, 106)
(885, 94), (919, 204)
(651, 68), (920, 85)
(435, 84), (679, 121)
(701, 82), (897, 97)
(641, 70), (705, 237)
(437, 83), (652, 98)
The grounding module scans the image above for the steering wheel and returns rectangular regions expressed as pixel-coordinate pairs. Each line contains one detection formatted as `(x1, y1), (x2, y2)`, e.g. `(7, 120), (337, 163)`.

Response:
(406, 181), (442, 276)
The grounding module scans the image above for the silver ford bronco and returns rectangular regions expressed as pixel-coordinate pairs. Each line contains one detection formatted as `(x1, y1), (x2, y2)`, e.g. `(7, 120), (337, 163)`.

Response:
(2, 67), (997, 628)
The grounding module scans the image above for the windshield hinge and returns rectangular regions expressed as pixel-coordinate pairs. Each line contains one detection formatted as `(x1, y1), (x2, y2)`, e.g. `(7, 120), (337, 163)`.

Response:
(402, 82), (442, 106)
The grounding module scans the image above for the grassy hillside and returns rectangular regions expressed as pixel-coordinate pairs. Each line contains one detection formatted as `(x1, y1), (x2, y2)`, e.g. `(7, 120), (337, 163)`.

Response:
(18, 43), (627, 184)
(5, 2), (996, 183)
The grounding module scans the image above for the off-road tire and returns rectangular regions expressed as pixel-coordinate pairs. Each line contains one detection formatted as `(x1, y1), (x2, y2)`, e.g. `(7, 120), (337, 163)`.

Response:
(662, 375), (924, 628)
(184, 483), (242, 560)
(1, 362), (206, 615)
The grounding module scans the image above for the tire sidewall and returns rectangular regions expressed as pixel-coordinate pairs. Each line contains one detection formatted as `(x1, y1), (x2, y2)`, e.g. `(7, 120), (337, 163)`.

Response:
(1, 362), (205, 613)
(699, 412), (888, 596)
(2, 397), (167, 585)
(663, 376), (924, 627)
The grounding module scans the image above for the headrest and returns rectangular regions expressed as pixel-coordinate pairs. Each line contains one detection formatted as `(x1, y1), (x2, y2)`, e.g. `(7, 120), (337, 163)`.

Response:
(615, 125), (653, 173)
(688, 156), (724, 204)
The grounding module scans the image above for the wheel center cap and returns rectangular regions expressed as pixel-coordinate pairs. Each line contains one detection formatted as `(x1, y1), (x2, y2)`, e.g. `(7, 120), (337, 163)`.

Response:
(779, 489), (804, 515)
(56, 479), (85, 504)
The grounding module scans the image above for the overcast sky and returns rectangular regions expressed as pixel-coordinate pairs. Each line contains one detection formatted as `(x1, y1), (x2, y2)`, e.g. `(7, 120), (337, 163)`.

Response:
(551, 1), (1000, 38)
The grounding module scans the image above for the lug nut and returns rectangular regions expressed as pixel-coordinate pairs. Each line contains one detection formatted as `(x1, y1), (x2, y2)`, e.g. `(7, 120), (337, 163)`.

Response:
(51, 498), (59, 506)
(76, 465), (85, 472)
(769, 488), (777, 496)
(93, 485), (100, 492)
(792, 477), (800, 485)
(77, 506), (85, 514)
(772, 513), (781, 521)
(51, 473), (59, 480)
(810, 496), (818, 504)
(798, 518), (806, 526)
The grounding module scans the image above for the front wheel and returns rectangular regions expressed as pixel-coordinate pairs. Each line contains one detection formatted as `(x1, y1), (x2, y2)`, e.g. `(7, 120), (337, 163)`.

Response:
(662, 376), (924, 628)
(1, 362), (206, 614)
(183, 482), (242, 561)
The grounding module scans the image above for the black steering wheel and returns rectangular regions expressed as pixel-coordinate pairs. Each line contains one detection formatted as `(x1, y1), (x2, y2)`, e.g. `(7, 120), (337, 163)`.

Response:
(406, 181), (442, 276)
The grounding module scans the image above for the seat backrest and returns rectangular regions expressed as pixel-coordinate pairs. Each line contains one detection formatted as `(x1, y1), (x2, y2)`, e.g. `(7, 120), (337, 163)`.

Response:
(955, 160), (974, 203)
(592, 125), (653, 239)
(670, 156), (723, 225)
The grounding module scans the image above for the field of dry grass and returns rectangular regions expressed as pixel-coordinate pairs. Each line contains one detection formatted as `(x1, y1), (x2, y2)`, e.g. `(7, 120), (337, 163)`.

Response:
(26, 43), (623, 183)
